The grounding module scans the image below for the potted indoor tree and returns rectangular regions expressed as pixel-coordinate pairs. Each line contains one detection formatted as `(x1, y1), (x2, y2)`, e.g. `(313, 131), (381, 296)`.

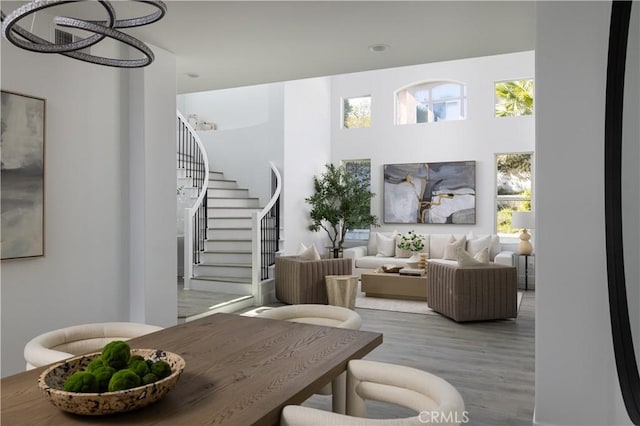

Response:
(305, 163), (379, 258)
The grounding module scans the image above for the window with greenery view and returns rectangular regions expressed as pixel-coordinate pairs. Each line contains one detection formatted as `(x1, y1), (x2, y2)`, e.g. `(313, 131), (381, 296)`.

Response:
(343, 159), (372, 240)
(396, 81), (467, 125)
(496, 153), (533, 239)
(343, 96), (371, 128)
(495, 79), (534, 117)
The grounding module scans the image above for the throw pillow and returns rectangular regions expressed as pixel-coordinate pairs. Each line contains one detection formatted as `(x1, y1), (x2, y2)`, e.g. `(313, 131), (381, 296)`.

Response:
(368, 231), (397, 256)
(429, 234), (454, 259)
(376, 232), (397, 257)
(297, 243), (321, 261)
(473, 247), (490, 264)
(457, 247), (490, 266)
(466, 235), (491, 257)
(443, 236), (467, 260)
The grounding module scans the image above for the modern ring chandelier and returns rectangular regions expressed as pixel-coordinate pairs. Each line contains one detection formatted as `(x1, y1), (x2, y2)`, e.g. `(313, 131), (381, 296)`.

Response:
(1, 0), (167, 68)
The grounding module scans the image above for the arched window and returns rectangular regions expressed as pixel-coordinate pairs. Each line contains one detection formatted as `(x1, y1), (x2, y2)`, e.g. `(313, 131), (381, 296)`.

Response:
(396, 81), (467, 125)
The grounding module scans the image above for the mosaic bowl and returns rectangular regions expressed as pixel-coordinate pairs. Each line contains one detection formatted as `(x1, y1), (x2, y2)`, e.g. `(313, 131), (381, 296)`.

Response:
(38, 349), (185, 416)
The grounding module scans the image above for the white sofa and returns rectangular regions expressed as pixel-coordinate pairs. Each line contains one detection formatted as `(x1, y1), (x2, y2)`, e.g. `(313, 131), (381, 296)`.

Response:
(344, 231), (514, 276)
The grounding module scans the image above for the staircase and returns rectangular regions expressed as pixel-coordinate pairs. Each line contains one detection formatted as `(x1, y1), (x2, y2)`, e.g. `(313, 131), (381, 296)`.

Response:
(189, 170), (261, 295)
(177, 111), (280, 313)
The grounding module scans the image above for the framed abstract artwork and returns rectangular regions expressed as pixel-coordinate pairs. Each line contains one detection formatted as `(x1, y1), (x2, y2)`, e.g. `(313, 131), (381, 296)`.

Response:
(383, 161), (476, 224)
(1, 90), (46, 260)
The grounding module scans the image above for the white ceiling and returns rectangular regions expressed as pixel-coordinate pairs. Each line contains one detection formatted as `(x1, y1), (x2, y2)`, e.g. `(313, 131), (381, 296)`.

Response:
(2, 1), (536, 94)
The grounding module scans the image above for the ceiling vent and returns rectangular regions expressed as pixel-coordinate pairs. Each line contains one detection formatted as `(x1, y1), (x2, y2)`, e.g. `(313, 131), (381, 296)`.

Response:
(53, 28), (91, 54)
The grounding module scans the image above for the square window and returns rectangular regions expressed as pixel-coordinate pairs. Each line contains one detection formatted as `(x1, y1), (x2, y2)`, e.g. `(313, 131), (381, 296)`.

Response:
(343, 96), (371, 128)
(495, 79), (534, 117)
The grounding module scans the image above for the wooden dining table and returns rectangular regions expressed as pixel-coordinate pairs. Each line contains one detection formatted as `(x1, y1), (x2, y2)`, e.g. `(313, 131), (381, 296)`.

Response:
(1, 312), (382, 425)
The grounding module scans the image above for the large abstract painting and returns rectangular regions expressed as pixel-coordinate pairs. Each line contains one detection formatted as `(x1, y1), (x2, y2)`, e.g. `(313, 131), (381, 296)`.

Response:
(1, 90), (45, 260)
(383, 161), (476, 224)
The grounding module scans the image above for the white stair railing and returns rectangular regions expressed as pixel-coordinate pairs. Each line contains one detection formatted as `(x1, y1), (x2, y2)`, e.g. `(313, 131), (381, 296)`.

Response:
(251, 162), (282, 302)
(177, 110), (209, 290)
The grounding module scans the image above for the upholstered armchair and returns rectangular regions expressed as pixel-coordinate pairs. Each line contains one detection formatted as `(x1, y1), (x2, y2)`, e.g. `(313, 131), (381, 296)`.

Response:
(275, 256), (352, 304)
(428, 260), (518, 322)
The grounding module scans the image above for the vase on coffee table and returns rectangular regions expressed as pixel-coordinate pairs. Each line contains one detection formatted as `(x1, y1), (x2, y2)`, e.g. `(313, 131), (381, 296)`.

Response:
(406, 251), (421, 269)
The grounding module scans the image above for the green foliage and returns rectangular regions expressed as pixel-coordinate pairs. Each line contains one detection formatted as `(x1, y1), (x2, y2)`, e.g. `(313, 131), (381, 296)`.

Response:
(343, 97), (371, 128)
(151, 360), (172, 379)
(128, 360), (151, 378)
(86, 358), (105, 373)
(497, 153), (531, 174)
(497, 206), (517, 234)
(344, 160), (371, 190)
(495, 80), (534, 117)
(397, 230), (425, 252)
(63, 371), (99, 393)
(62, 343), (173, 393)
(306, 164), (379, 250)
(101, 341), (132, 369)
(142, 373), (159, 385)
(497, 197), (531, 234)
(93, 366), (116, 392)
(108, 369), (141, 392)
(523, 188), (532, 211)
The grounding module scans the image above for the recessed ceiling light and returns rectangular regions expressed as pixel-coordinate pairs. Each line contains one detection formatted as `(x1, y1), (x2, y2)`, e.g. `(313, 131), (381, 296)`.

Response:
(368, 44), (390, 53)
(186, 73), (200, 78)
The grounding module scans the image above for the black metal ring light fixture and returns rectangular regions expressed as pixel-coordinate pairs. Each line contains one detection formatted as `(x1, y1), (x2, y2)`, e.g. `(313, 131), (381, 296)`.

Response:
(1, 0), (166, 68)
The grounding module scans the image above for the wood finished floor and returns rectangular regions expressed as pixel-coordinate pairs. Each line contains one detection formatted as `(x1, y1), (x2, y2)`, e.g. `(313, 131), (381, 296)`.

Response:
(177, 278), (241, 319)
(301, 291), (535, 425)
(179, 280), (535, 424)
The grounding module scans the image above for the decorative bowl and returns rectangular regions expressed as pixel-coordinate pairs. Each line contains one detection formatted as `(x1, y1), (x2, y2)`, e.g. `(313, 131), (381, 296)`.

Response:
(38, 349), (185, 416)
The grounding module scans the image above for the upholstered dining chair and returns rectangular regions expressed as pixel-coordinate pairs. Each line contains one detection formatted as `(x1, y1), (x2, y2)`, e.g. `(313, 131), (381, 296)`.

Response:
(24, 322), (163, 370)
(280, 359), (466, 426)
(257, 304), (362, 414)
(255, 303), (362, 329)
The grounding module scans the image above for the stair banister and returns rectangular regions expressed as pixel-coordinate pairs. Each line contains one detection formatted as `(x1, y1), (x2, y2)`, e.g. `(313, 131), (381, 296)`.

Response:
(251, 162), (282, 301)
(177, 110), (209, 290)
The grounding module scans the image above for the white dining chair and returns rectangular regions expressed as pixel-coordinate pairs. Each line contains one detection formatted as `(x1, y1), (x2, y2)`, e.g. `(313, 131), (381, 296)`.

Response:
(24, 322), (163, 370)
(280, 359), (466, 426)
(257, 304), (362, 413)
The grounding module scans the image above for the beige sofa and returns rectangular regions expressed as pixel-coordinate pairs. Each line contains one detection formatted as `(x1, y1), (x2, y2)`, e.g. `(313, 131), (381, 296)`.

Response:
(343, 231), (514, 276)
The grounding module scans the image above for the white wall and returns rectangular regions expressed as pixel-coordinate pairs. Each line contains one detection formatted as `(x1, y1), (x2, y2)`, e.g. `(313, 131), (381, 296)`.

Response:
(1, 39), (177, 375)
(128, 45), (178, 326)
(330, 52), (535, 238)
(177, 78), (333, 256)
(178, 84), (285, 206)
(535, 2), (633, 425)
(283, 77), (332, 255)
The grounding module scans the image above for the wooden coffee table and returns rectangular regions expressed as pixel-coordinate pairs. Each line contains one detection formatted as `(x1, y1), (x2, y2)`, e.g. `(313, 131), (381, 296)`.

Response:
(361, 272), (428, 301)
